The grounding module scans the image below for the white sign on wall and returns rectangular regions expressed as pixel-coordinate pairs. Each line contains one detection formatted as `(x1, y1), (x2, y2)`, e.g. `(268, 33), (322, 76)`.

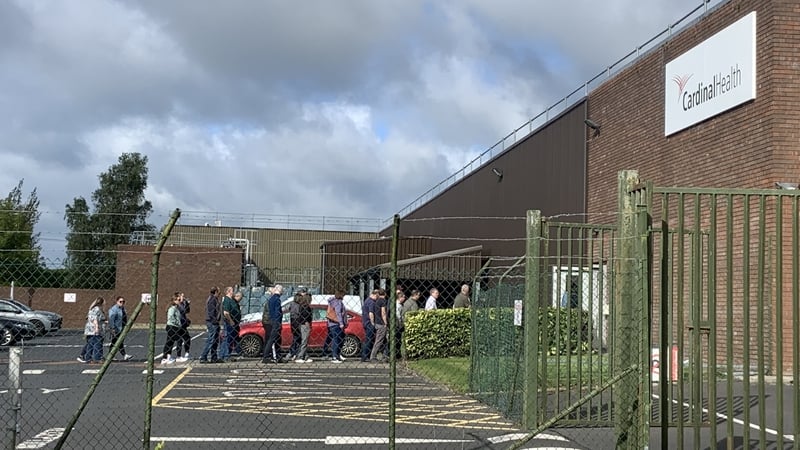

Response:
(513, 300), (522, 326)
(664, 11), (756, 136)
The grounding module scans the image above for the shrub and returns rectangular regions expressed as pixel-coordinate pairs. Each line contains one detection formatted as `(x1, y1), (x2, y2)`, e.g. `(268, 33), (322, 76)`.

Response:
(539, 307), (592, 355)
(403, 308), (471, 359)
(403, 306), (592, 359)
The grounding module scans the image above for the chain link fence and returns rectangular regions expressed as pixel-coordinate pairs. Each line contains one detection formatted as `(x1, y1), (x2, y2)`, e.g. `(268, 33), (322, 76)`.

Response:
(1, 211), (546, 449)
(0, 199), (705, 449)
(470, 259), (526, 423)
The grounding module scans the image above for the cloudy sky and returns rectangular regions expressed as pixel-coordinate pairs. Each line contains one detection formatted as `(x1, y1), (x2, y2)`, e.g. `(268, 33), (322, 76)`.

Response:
(0, 0), (723, 260)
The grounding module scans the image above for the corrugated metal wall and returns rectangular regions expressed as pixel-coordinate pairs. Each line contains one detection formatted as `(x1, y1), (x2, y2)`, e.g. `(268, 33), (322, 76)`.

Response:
(166, 225), (377, 287)
(321, 237), (433, 293)
(387, 101), (588, 259)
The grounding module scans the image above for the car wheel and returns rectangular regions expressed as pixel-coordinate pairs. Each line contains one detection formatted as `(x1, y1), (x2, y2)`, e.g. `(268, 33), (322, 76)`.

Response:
(239, 334), (263, 358)
(0, 328), (15, 346)
(341, 335), (361, 358)
(30, 320), (46, 336)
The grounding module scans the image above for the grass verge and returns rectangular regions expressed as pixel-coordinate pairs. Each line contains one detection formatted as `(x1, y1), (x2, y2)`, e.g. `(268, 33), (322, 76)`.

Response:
(406, 357), (470, 393)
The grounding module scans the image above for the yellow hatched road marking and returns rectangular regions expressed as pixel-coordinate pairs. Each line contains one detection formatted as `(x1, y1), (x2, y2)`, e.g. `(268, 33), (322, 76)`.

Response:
(152, 366), (192, 404)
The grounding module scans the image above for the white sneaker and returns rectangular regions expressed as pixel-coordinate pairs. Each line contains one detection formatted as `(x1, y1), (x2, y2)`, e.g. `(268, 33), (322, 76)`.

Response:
(176, 356), (189, 363)
(123, 354), (133, 361)
(338, 355), (346, 361)
(295, 358), (305, 363)
(77, 357), (87, 363)
(305, 358), (313, 363)
(161, 357), (175, 364)
(184, 353), (191, 360)
(331, 359), (342, 364)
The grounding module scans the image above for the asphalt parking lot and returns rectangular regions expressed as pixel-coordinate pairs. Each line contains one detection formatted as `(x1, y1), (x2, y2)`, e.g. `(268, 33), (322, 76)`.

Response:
(0, 329), (582, 449)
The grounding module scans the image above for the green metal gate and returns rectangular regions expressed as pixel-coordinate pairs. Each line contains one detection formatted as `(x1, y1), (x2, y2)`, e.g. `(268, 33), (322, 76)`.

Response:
(519, 170), (800, 449)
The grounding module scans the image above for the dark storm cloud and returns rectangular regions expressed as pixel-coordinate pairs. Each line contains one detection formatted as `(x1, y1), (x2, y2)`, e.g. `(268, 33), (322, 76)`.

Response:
(0, 0), (724, 260)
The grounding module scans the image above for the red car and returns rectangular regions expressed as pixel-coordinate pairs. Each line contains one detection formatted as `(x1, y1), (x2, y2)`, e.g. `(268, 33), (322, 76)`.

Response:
(238, 305), (366, 358)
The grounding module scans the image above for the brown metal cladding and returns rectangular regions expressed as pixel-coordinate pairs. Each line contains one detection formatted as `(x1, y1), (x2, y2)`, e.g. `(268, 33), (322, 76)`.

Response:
(166, 225), (377, 271)
(389, 102), (588, 259)
(321, 237), (433, 292)
(321, 237), (432, 268)
(375, 245), (484, 281)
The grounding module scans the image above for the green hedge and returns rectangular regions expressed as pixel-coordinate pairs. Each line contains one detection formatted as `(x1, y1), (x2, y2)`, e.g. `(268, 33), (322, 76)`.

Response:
(538, 307), (591, 355)
(403, 309), (471, 359)
(404, 306), (591, 360)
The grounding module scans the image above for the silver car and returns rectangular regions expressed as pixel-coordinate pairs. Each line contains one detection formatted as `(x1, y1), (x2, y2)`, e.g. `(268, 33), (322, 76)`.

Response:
(0, 299), (63, 336)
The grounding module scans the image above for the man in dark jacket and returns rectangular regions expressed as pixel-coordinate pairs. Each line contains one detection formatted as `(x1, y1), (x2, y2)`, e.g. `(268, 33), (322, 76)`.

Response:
(262, 285), (284, 363)
(199, 286), (222, 363)
(287, 288), (304, 360)
(295, 289), (314, 362)
(360, 290), (378, 362)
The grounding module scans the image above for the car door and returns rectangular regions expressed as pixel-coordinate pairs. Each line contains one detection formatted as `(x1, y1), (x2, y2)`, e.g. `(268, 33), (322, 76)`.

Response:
(308, 306), (329, 347)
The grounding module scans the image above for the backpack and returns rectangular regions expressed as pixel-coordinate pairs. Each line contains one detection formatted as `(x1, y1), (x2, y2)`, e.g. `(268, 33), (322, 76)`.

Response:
(326, 304), (338, 322)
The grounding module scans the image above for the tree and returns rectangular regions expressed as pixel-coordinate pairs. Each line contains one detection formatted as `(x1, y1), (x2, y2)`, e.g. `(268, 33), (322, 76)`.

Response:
(0, 180), (42, 284)
(65, 153), (155, 288)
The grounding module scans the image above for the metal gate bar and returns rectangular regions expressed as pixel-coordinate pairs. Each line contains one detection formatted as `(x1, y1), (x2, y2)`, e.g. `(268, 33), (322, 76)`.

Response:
(521, 172), (800, 449)
(649, 185), (800, 449)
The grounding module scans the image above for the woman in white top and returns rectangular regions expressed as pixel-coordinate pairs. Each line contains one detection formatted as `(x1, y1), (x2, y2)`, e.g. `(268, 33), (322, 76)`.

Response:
(83, 297), (106, 363)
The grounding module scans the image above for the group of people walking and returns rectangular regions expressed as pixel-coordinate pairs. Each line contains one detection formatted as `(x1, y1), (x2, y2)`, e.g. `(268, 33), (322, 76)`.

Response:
(258, 286), (352, 364)
(75, 283), (471, 366)
(359, 284), (471, 362)
(197, 286), (242, 364)
(260, 284), (317, 364)
(160, 291), (192, 364)
(359, 287), (422, 362)
(77, 295), (134, 364)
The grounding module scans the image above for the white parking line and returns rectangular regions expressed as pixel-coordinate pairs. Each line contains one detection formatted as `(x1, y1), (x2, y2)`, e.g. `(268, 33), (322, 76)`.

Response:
(149, 434), (582, 447)
(152, 437), (325, 443)
(652, 393), (794, 442)
(149, 436), (472, 445)
(488, 432), (569, 443)
(324, 436), (473, 444)
(16, 427), (64, 449)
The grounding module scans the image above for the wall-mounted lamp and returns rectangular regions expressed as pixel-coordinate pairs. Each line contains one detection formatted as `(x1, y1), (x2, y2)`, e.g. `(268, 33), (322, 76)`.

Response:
(775, 182), (799, 190)
(584, 118), (601, 136)
(492, 167), (503, 181)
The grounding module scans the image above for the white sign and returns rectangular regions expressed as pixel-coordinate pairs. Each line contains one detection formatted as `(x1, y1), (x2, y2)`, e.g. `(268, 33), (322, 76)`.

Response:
(63, 293), (76, 303)
(513, 300), (522, 326)
(664, 12), (756, 136)
(141, 293), (152, 304)
(651, 348), (661, 382)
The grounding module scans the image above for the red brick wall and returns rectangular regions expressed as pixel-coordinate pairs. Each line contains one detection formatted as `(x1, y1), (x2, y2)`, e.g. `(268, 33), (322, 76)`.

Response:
(587, 0), (790, 219)
(0, 245), (244, 328)
(586, 0), (800, 374)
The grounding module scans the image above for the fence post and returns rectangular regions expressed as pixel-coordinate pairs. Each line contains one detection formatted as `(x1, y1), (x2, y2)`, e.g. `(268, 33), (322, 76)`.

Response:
(614, 170), (642, 449)
(636, 201), (653, 448)
(54, 210), (181, 450)
(523, 210), (542, 429)
(143, 209), (181, 449)
(5, 347), (22, 450)
(388, 213), (400, 450)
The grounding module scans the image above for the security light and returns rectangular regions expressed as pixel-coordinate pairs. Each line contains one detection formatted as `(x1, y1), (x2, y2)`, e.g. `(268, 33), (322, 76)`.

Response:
(491, 167), (503, 181)
(775, 182), (799, 190)
(584, 119), (600, 130)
